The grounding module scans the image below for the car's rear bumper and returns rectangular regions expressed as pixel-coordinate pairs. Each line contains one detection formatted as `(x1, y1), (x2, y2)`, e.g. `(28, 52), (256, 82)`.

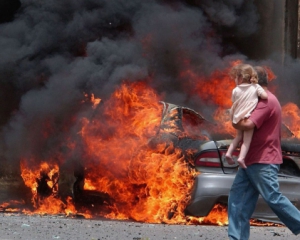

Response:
(185, 173), (234, 217)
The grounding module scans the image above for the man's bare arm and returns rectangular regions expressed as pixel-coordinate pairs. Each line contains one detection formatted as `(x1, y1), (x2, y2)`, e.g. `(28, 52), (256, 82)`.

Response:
(232, 118), (255, 131)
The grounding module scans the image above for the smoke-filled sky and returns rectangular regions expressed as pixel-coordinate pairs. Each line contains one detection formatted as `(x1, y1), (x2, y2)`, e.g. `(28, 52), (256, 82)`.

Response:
(0, 0), (300, 168)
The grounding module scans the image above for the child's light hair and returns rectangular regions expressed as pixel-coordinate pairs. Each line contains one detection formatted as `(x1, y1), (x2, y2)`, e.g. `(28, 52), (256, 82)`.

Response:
(230, 64), (256, 84)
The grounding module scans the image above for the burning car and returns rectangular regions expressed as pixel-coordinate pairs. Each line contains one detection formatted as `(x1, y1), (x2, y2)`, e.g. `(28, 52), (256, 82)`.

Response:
(72, 100), (300, 223)
(155, 102), (300, 223)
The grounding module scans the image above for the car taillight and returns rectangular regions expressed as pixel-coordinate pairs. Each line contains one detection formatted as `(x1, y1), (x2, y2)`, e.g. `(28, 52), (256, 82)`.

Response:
(195, 151), (222, 167)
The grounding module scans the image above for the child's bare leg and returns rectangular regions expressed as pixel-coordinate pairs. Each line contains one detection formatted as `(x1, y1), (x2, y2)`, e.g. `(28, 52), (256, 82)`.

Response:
(225, 129), (243, 165)
(238, 129), (254, 169)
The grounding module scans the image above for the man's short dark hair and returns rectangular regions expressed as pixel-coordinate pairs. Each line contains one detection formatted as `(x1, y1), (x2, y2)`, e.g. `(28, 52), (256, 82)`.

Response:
(254, 66), (268, 87)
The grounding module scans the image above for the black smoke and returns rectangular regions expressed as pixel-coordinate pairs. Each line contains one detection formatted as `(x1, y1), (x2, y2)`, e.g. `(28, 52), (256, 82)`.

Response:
(0, 0), (299, 174)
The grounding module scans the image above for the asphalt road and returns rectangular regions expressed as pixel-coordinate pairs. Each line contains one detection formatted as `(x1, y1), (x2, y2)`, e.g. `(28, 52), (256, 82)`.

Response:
(0, 214), (298, 240)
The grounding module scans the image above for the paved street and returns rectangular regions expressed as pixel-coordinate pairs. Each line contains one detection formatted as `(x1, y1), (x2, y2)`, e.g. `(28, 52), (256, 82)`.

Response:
(0, 214), (298, 240)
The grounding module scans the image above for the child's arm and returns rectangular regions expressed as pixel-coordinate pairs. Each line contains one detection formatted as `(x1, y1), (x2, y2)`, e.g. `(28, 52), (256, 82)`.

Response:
(259, 90), (268, 99)
(256, 85), (268, 99)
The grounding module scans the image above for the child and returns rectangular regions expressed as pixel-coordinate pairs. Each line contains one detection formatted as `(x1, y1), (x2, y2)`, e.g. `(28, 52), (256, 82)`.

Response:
(225, 64), (268, 168)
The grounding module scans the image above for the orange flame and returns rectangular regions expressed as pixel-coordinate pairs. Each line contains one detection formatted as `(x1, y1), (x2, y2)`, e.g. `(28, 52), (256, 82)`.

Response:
(20, 159), (77, 216)
(212, 107), (235, 137)
(282, 102), (300, 138)
(78, 81), (198, 223)
(197, 204), (228, 226)
(181, 68), (234, 108)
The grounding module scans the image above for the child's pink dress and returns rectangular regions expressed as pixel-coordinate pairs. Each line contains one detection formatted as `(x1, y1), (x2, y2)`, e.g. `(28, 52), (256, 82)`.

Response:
(230, 83), (266, 124)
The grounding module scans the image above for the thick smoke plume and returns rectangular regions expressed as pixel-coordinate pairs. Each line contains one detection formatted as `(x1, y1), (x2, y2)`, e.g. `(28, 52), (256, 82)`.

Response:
(0, 0), (299, 174)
